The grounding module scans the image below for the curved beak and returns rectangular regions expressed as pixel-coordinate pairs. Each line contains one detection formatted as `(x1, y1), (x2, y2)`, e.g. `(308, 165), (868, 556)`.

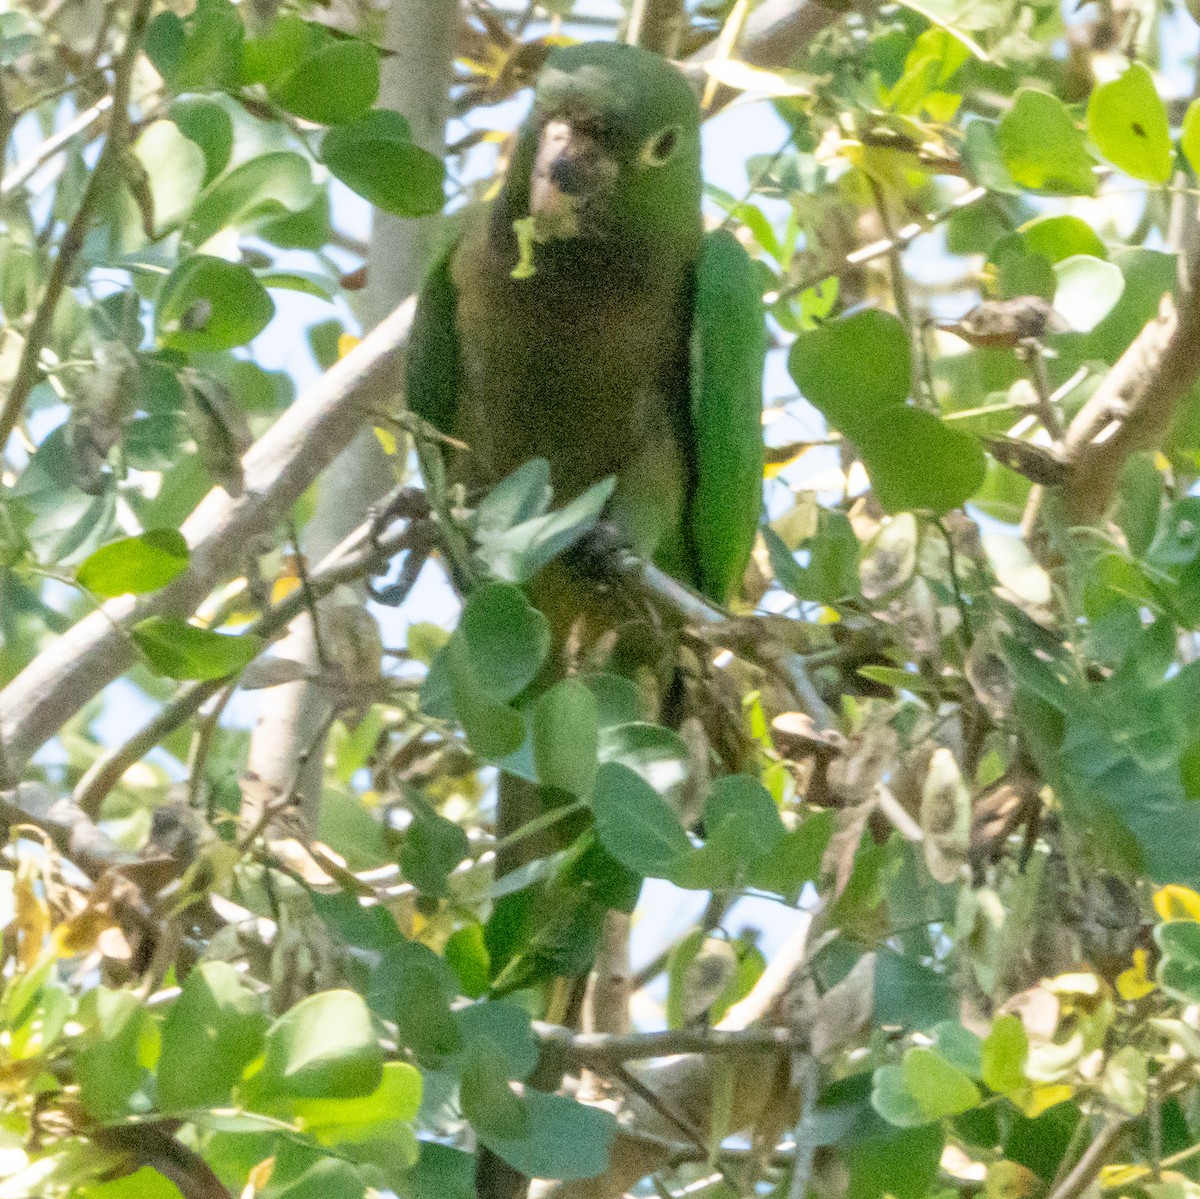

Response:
(528, 119), (619, 240)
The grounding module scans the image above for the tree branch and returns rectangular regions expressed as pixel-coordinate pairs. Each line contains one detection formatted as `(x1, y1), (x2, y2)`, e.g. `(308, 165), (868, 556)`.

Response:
(1059, 233), (1200, 524)
(72, 504), (422, 816)
(0, 298), (416, 785)
(0, 0), (150, 452)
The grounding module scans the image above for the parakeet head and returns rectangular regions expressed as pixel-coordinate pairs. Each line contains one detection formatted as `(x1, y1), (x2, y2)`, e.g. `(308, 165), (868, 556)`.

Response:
(503, 42), (703, 258)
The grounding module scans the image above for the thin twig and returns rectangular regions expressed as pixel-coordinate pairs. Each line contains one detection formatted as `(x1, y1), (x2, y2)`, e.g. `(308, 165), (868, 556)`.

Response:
(0, 94), (113, 196)
(787, 1053), (819, 1199)
(534, 1022), (805, 1068)
(1046, 1116), (1130, 1199)
(72, 514), (417, 817)
(0, 0), (151, 452)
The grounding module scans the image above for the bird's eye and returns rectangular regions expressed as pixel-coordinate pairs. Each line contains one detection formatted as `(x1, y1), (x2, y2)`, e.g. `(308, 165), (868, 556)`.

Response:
(640, 125), (681, 167)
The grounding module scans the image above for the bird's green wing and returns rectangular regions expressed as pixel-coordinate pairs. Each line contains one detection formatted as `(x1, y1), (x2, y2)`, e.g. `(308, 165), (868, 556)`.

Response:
(687, 229), (767, 603)
(405, 243), (462, 437)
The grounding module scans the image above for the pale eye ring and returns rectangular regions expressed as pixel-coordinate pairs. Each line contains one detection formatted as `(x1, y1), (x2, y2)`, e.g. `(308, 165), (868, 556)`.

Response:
(640, 125), (681, 166)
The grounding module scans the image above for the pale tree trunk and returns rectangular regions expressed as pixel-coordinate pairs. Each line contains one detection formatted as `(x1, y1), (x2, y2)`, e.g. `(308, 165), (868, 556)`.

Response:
(245, 0), (458, 816)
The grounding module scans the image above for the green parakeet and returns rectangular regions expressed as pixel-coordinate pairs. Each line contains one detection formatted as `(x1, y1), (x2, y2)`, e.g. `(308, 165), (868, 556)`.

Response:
(407, 39), (767, 611)
(405, 42), (767, 1199)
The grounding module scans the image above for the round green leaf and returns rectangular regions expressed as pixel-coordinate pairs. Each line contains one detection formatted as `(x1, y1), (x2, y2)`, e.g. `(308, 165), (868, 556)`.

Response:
(532, 678), (599, 799)
(446, 634), (526, 760)
(1156, 920), (1200, 1002)
(186, 151), (316, 248)
(1087, 63), (1172, 184)
(157, 962), (267, 1113)
(459, 582), (550, 702)
(590, 761), (691, 878)
(997, 88), (1097, 195)
(902, 1047), (982, 1119)
(981, 1012), (1028, 1095)
(287, 1060), (423, 1146)
(240, 13), (313, 84)
(859, 408), (986, 513)
(460, 1038), (530, 1141)
(474, 1089), (617, 1182)
(262, 990), (383, 1099)
(156, 255), (274, 352)
(788, 308), (911, 433)
(871, 1063), (929, 1127)
(1052, 255), (1125, 333)
(1019, 214), (1107, 263)
(321, 109), (445, 217)
(132, 120), (205, 234)
(1181, 98), (1200, 177)
(271, 39), (380, 125)
(170, 98), (233, 184)
(131, 617), (263, 680)
(76, 529), (189, 597)
(704, 774), (785, 850)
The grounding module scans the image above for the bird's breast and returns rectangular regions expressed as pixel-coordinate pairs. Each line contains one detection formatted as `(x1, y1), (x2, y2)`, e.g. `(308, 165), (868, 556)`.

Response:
(451, 234), (694, 527)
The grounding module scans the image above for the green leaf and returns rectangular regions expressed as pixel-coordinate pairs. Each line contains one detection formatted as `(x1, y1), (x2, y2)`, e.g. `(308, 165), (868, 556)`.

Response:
(475, 459), (553, 540)
(768, 511), (861, 604)
(170, 98), (233, 184)
(289, 1061), (422, 1143)
(532, 678), (600, 799)
(240, 13), (314, 84)
(145, 0), (243, 92)
(1087, 63), (1172, 184)
(1181, 99), (1200, 176)
(997, 88), (1097, 195)
(261, 990), (382, 1099)
(321, 109), (445, 217)
(76, 988), (149, 1121)
(902, 1048), (981, 1119)
(132, 120), (205, 234)
(132, 617), (262, 681)
(1052, 255), (1125, 333)
(395, 971), (463, 1067)
(788, 308), (911, 430)
(1019, 214), (1107, 263)
(455, 1000), (541, 1081)
(477, 476), (618, 584)
(407, 1144), (475, 1199)
(156, 255), (274, 352)
(860, 407), (986, 514)
(875, 951), (955, 1031)
(705, 774), (785, 849)
(445, 925), (491, 999)
(749, 810), (835, 897)
(1156, 921), (1200, 1002)
(186, 151), (316, 247)
(459, 583), (551, 702)
(460, 1037), (530, 1141)
(474, 1089), (617, 1182)
(398, 796), (469, 898)
(157, 961), (267, 1112)
(590, 761), (691, 878)
(80, 1170), (184, 1199)
(444, 636), (525, 759)
(76, 530), (189, 597)
(1101, 1045), (1147, 1116)
(871, 1063), (929, 1127)
(271, 39), (380, 124)
(981, 1013), (1028, 1094)
(597, 721), (691, 800)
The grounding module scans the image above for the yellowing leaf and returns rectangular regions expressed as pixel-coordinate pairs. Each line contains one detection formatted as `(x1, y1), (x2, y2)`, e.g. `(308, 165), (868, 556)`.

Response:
(1099, 1164), (1151, 1188)
(1117, 948), (1156, 1000)
(1012, 1083), (1074, 1118)
(1155, 884), (1200, 923)
(13, 864), (48, 971)
(374, 425), (398, 456)
(271, 575), (301, 605)
(338, 333), (361, 359)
